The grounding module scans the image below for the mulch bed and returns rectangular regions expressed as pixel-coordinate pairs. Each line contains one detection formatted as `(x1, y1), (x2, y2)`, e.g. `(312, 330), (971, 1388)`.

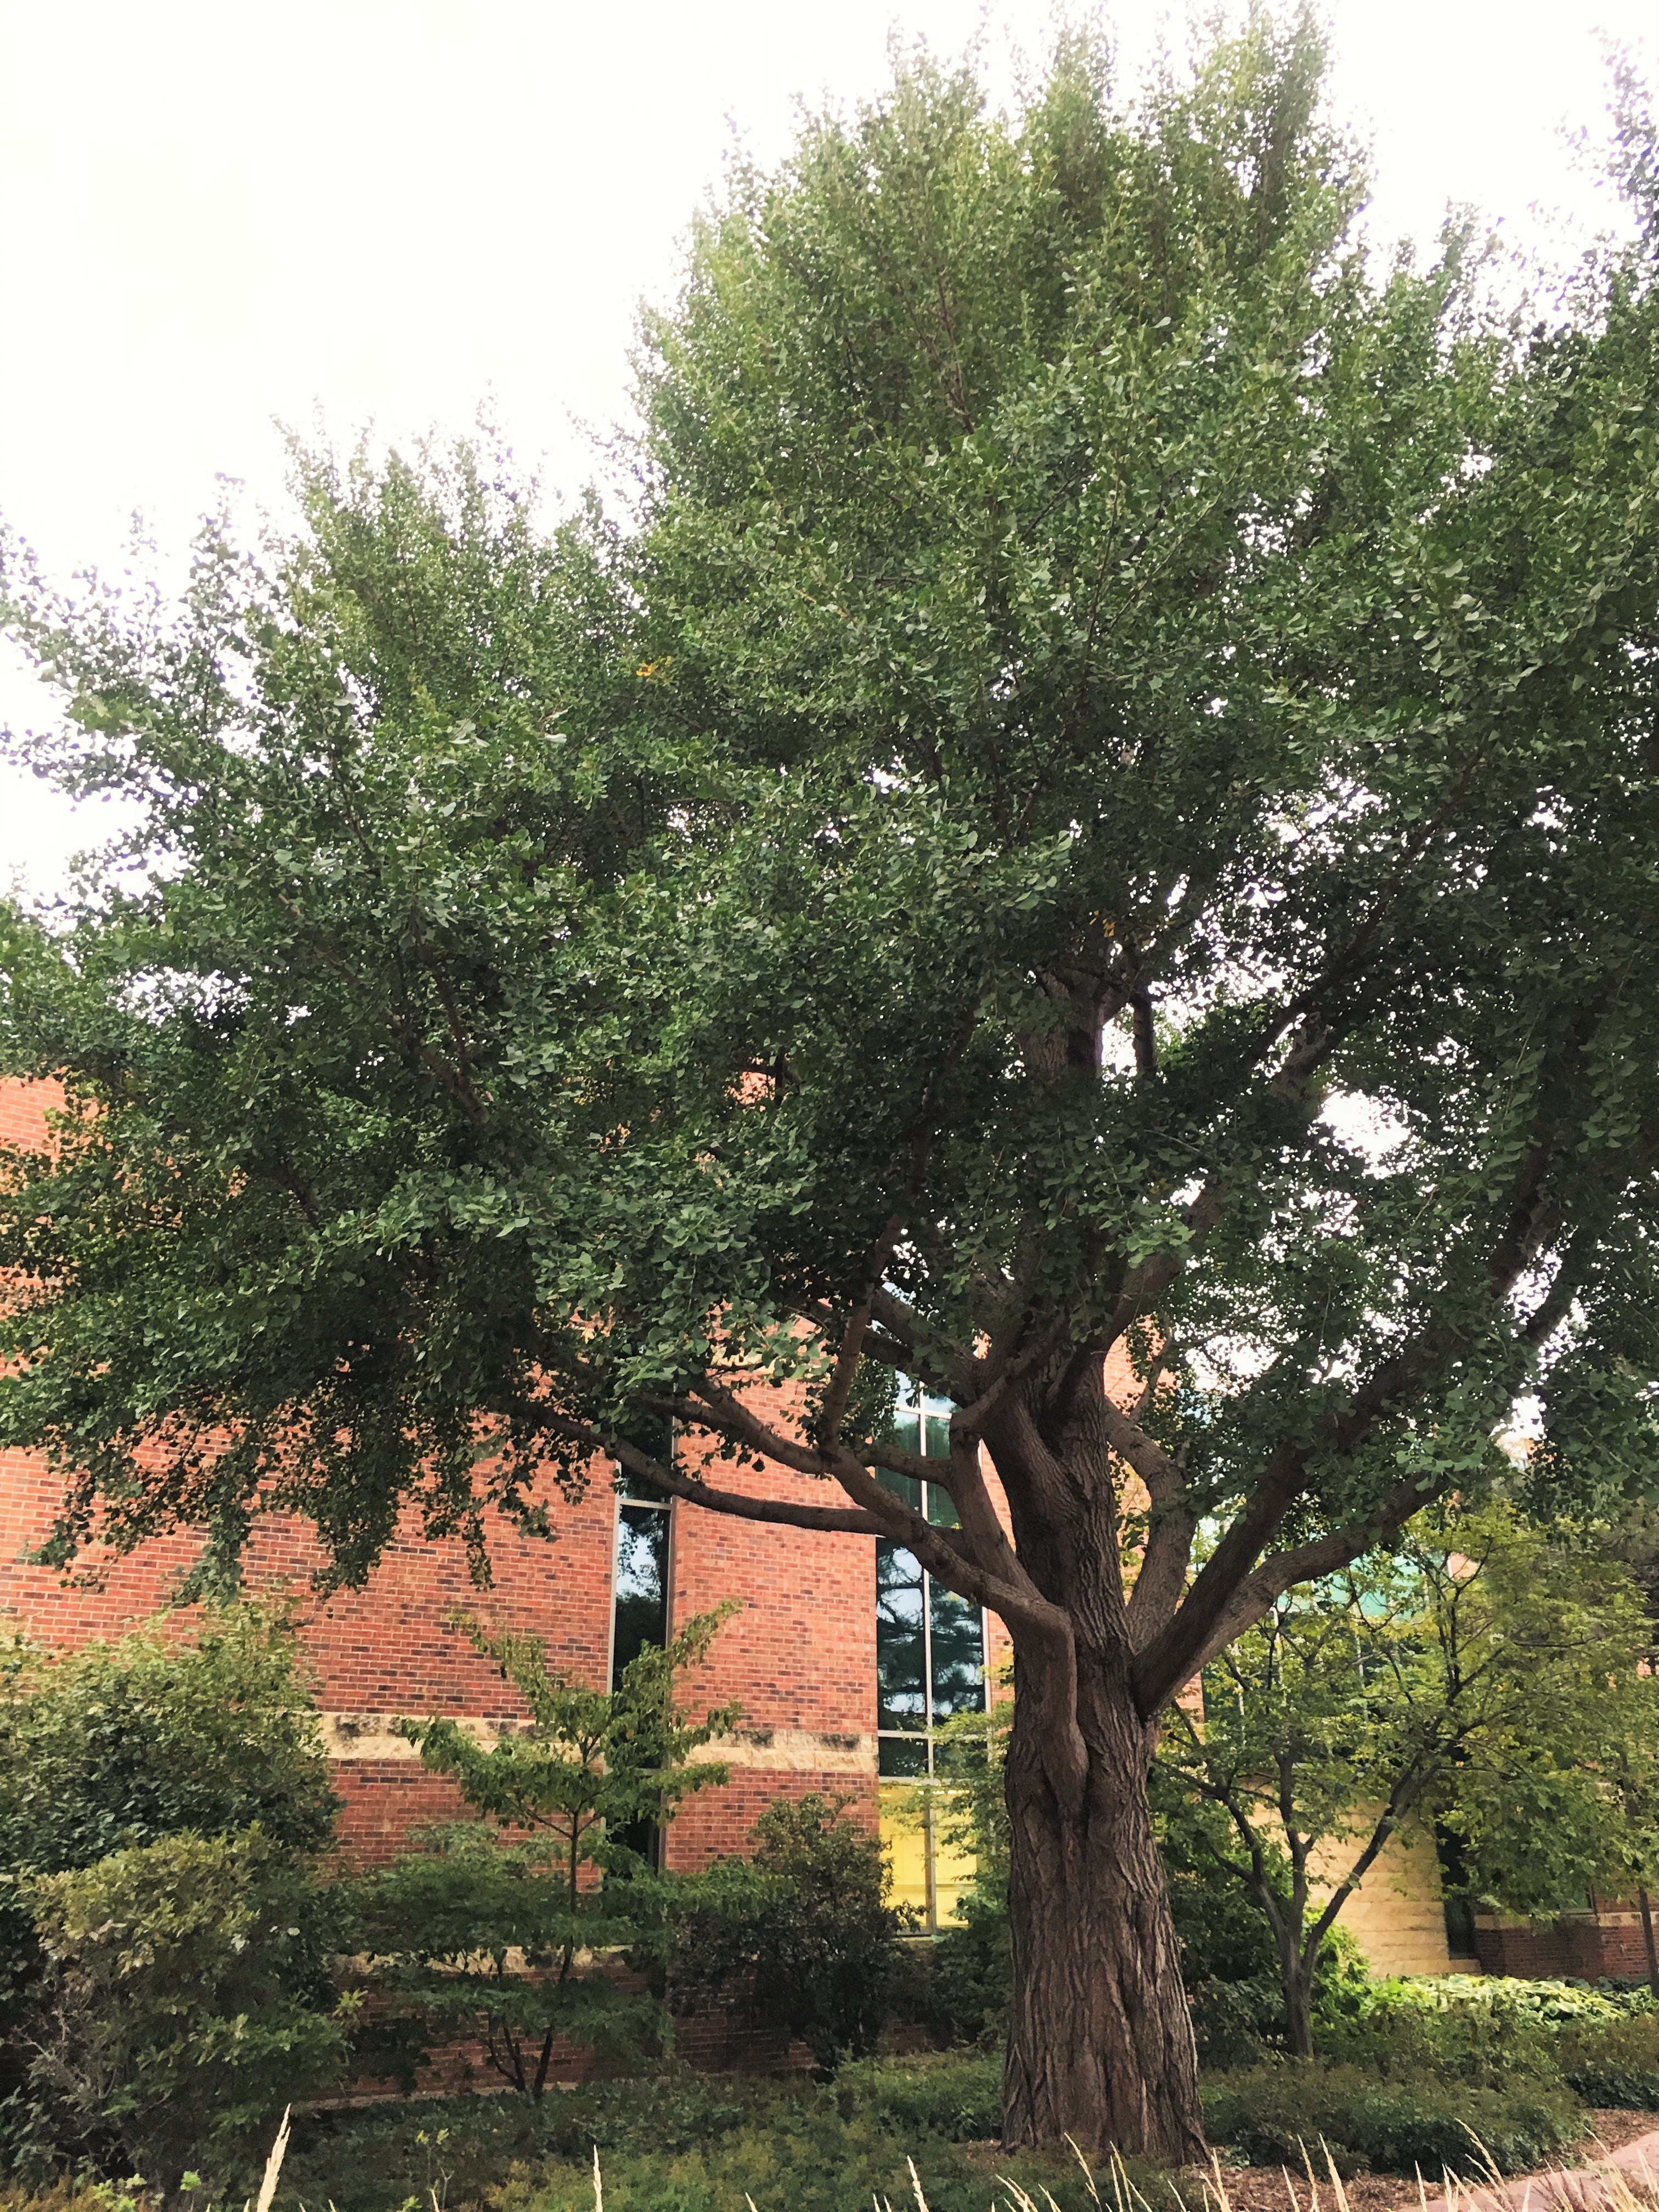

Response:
(1156, 2114), (1659, 2212)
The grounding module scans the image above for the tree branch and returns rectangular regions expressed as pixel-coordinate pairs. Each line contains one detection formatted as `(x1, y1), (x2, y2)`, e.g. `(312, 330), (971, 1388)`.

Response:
(537, 1415), (888, 1534)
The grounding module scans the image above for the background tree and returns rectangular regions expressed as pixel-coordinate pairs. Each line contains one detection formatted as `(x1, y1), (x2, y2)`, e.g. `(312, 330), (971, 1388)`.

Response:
(1162, 1507), (1658, 2057)
(4, 14), (1659, 2157)
(352, 1609), (736, 2102)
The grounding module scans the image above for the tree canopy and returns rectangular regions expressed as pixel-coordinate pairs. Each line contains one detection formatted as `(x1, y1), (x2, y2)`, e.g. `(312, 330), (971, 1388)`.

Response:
(3, 12), (1659, 2153)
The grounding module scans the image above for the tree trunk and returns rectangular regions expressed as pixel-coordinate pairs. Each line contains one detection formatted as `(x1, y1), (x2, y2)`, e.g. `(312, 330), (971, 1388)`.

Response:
(1639, 1887), (1659, 2002)
(1002, 1640), (1206, 2160)
(1283, 1950), (1317, 2061)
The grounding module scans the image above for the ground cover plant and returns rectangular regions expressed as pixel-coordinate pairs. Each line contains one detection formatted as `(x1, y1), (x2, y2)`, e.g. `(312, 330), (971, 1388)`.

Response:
(200, 2043), (1608, 2212)
(207, 2059), (1140, 2212)
(7, 6), (1659, 2158)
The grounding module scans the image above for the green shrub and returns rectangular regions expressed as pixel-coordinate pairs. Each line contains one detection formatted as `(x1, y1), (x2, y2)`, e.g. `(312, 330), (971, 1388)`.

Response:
(1203, 2062), (1583, 2177)
(25, 1828), (346, 2196)
(1353, 1973), (1644, 2028)
(0, 1607), (335, 2056)
(346, 1821), (667, 2100)
(1319, 1994), (1560, 2088)
(668, 1795), (911, 2072)
(1318, 1973), (1659, 2094)
(836, 2049), (1002, 2140)
(1556, 2010), (1659, 2110)
(912, 1898), (1009, 2051)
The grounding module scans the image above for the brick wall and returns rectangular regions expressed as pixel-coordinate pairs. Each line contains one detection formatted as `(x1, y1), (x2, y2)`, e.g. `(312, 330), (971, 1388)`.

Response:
(0, 1075), (883, 1871)
(1475, 1909), (1659, 1981)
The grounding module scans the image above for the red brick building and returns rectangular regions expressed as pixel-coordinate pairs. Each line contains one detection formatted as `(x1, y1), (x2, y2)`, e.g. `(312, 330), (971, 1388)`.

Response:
(0, 1076), (1005, 1917)
(18, 1074), (1641, 1979)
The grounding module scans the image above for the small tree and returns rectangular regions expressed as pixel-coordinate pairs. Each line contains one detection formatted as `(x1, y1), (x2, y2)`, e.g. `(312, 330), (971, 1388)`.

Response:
(1160, 1508), (1654, 2057)
(351, 1607), (736, 2100)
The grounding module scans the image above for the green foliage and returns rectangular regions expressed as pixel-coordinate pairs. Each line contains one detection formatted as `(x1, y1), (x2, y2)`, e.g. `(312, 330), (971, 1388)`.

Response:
(352, 1611), (735, 2100)
(668, 1793), (911, 2073)
(913, 1895), (1012, 2053)
(346, 1822), (665, 2102)
(1555, 2007), (1659, 2110)
(211, 2060), (1124, 2212)
(833, 2050), (1003, 2142)
(24, 1829), (346, 2196)
(7, 14), (1659, 2143)
(1316, 1975), (1659, 2110)
(1347, 1972), (1645, 2030)
(1201, 2063), (1584, 2178)
(1161, 1506), (1657, 2054)
(395, 1606), (737, 1869)
(0, 1605), (336, 2106)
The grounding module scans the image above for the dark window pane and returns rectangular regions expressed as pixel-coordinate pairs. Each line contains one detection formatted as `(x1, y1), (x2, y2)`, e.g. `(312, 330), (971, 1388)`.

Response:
(611, 1815), (663, 1871)
(923, 1413), (951, 1459)
(879, 1734), (929, 1778)
(878, 1466), (923, 1511)
(612, 1503), (670, 1686)
(616, 1418), (673, 1503)
(925, 1481), (960, 1530)
(876, 1540), (927, 1728)
(929, 1581), (985, 1720)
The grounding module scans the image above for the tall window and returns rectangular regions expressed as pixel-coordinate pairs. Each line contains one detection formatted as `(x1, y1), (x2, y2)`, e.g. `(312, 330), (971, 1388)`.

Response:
(612, 1493), (669, 1686)
(876, 1381), (989, 1778)
(611, 1424), (672, 1868)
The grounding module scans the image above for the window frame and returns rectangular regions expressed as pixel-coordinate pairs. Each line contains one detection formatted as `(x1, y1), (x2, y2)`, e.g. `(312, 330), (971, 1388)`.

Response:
(875, 1381), (992, 1779)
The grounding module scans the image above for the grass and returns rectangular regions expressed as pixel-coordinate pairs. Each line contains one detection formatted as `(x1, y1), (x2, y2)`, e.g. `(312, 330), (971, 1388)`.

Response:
(0, 2040), (1645, 2212)
(147, 2103), (1659, 2212)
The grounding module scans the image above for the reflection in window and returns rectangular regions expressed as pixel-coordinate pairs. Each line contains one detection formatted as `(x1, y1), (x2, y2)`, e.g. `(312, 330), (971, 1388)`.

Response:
(874, 1379), (989, 1780)
(613, 1504), (669, 1688)
(612, 1426), (673, 1867)
(875, 1383), (991, 1932)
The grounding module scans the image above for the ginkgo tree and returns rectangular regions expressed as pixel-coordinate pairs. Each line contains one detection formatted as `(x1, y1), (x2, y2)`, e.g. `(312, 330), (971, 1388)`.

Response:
(4, 12), (1659, 2159)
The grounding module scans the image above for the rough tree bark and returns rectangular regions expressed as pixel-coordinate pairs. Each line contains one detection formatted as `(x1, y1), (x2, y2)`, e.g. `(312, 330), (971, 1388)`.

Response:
(982, 1347), (1208, 2160)
(1002, 1640), (1206, 2158)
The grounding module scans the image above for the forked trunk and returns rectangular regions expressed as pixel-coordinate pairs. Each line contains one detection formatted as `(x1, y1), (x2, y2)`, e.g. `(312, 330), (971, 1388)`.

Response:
(1002, 1642), (1205, 2160)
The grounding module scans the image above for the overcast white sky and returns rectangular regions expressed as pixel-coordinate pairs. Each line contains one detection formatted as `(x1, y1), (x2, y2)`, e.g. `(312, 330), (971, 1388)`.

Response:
(1, 0), (1653, 896)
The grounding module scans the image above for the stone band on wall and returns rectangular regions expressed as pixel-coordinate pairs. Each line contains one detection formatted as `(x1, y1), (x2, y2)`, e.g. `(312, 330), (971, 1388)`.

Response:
(320, 1712), (876, 1773)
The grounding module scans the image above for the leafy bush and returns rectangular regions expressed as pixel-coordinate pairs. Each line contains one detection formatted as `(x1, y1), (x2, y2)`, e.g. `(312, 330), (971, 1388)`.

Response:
(0, 1609), (335, 2027)
(836, 2049), (1002, 2141)
(24, 1828), (346, 2195)
(346, 1821), (667, 2098)
(1320, 1998), (1558, 2089)
(1318, 1973), (1656, 2092)
(912, 1898), (1010, 2051)
(1350, 1972), (1644, 2027)
(1203, 2062), (1583, 2177)
(668, 1794), (911, 2073)
(1555, 2011), (1659, 2110)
